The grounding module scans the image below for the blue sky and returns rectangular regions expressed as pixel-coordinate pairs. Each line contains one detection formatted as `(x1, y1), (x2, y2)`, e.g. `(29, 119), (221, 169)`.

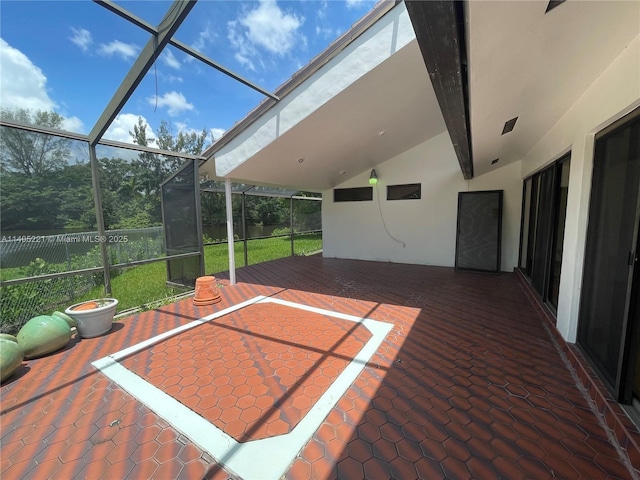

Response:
(0, 0), (376, 147)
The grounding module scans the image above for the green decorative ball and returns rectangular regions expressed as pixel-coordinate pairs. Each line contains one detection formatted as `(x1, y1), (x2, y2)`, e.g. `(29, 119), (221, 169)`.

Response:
(51, 311), (77, 328)
(0, 337), (24, 382)
(17, 315), (72, 359)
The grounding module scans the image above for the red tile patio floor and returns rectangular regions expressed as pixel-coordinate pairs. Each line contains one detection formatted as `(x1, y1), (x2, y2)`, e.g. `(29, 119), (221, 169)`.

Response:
(1, 255), (640, 479)
(119, 301), (373, 442)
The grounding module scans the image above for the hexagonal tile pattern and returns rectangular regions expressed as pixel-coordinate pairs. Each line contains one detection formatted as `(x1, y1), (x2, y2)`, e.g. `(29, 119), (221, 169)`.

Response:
(119, 302), (372, 442)
(1, 256), (639, 479)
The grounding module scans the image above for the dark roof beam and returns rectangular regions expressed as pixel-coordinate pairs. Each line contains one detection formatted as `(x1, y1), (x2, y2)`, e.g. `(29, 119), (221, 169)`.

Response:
(405, 0), (474, 179)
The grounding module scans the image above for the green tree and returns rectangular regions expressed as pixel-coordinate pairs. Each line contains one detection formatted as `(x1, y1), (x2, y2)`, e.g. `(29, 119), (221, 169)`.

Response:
(127, 117), (212, 227)
(0, 108), (81, 231)
(54, 163), (95, 229)
(292, 193), (322, 232)
(245, 196), (288, 226)
(156, 120), (209, 156)
(0, 174), (61, 230)
(95, 156), (153, 229)
(0, 108), (70, 176)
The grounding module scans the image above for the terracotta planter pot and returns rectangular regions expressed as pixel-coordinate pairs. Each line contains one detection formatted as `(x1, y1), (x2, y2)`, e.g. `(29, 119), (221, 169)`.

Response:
(65, 298), (118, 338)
(193, 276), (221, 306)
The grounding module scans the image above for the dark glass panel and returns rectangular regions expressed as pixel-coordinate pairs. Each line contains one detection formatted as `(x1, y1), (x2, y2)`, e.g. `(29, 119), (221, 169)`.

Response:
(162, 160), (202, 287)
(387, 184), (421, 200)
(525, 175), (540, 278)
(547, 157), (571, 309)
(579, 119), (640, 385)
(334, 187), (373, 202)
(519, 178), (532, 270)
(531, 166), (555, 294)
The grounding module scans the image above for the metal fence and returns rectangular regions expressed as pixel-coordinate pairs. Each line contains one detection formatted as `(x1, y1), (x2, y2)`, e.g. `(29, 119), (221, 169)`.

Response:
(0, 227), (164, 270)
(0, 226), (165, 334)
(0, 270), (104, 335)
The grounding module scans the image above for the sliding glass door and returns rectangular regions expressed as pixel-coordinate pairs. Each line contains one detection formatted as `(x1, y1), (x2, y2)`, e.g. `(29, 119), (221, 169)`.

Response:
(578, 115), (640, 395)
(518, 154), (571, 311)
(547, 160), (571, 309)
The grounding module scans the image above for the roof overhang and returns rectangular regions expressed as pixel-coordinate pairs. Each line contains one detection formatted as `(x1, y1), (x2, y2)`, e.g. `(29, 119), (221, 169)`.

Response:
(200, 1), (447, 191)
(201, 0), (640, 187)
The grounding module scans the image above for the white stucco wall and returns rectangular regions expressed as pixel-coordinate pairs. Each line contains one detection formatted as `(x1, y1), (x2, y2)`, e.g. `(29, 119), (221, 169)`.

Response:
(322, 131), (522, 271)
(520, 35), (640, 343)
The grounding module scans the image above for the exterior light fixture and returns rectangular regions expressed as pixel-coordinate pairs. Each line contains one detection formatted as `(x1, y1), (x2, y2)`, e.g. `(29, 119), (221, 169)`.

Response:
(369, 169), (378, 185)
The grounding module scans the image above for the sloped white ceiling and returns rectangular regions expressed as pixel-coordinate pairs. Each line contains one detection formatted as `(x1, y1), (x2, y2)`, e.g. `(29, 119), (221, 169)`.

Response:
(212, 40), (446, 191)
(467, 0), (640, 175)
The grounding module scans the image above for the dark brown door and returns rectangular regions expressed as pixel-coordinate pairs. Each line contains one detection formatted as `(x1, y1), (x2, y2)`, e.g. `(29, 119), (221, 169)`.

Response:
(455, 190), (503, 273)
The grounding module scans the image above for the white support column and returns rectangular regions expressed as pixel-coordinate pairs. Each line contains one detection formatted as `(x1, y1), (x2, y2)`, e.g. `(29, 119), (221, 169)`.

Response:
(225, 178), (236, 285)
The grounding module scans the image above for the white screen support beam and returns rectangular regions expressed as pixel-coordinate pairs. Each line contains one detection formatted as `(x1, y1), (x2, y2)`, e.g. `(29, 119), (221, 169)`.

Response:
(225, 178), (236, 285)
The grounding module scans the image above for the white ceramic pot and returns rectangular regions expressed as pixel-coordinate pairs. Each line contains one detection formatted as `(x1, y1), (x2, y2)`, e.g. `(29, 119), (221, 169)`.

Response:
(65, 298), (118, 338)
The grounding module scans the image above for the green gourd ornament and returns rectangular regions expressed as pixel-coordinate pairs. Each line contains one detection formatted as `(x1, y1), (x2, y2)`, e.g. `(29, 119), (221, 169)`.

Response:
(17, 315), (72, 359)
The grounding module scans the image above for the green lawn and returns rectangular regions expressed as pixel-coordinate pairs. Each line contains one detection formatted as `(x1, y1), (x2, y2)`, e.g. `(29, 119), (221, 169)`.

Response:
(78, 233), (322, 313)
(0, 234), (321, 333)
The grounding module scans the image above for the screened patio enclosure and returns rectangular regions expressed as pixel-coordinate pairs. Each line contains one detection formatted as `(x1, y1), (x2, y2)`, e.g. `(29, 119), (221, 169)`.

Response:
(0, 0), (329, 332)
(166, 178), (322, 288)
(200, 181), (321, 272)
(0, 118), (322, 332)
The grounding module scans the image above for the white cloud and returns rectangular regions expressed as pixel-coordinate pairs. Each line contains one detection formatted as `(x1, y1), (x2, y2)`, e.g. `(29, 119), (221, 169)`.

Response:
(317, 1), (328, 20)
(227, 20), (258, 71)
(98, 40), (140, 61)
(346, 0), (366, 8)
(162, 49), (181, 70)
(148, 91), (194, 116)
(69, 27), (93, 52)
(228, 0), (305, 69)
(171, 123), (224, 145)
(0, 38), (56, 112)
(174, 122), (189, 132)
(0, 39), (84, 133)
(61, 116), (85, 133)
(315, 26), (337, 39)
(193, 22), (216, 52)
(241, 0), (304, 55)
(210, 128), (226, 141)
(316, 1), (337, 39)
(104, 113), (156, 146)
(166, 74), (184, 83)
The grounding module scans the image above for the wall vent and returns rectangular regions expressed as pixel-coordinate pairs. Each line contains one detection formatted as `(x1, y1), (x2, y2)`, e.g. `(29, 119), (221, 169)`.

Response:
(502, 117), (518, 135)
(545, 0), (566, 14)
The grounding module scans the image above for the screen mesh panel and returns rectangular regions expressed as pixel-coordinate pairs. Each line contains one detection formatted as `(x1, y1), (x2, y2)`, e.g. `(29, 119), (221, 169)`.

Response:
(162, 161), (201, 287)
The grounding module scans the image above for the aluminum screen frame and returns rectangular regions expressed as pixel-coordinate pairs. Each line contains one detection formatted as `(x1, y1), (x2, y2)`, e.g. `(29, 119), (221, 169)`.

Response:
(161, 159), (204, 288)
